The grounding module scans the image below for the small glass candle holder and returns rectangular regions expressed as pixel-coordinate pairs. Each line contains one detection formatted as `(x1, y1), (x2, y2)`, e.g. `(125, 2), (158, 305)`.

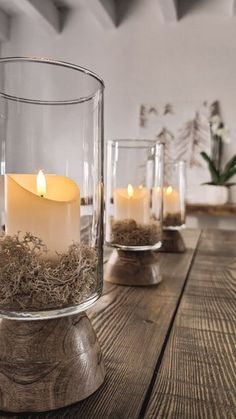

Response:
(161, 161), (186, 253)
(105, 140), (164, 286)
(163, 161), (186, 229)
(0, 57), (105, 412)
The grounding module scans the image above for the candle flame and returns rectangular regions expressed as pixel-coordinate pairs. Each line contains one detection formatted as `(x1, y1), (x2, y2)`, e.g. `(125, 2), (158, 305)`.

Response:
(127, 184), (134, 198)
(37, 170), (46, 197)
(166, 186), (173, 195)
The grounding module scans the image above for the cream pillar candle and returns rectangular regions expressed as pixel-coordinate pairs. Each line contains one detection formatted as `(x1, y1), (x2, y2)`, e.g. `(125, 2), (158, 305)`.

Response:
(163, 186), (180, 216)
(114, 184), (150, 224)
(5, 172), (80, 255)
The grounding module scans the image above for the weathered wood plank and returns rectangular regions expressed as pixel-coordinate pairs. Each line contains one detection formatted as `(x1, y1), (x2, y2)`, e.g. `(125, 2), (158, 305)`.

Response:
(0, 229), (200, 418)
(144, 229), (236, 419)
(196, 229), (236, 257)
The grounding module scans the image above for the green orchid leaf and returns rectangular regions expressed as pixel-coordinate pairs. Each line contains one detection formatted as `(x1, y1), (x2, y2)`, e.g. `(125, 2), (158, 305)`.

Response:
(200, 151), (220, 184)
(223, 155), (236, 174)
(220, 167), (236, 183)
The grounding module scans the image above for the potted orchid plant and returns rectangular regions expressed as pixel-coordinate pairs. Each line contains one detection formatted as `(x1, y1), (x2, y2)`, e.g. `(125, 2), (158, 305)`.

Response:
(200, 114), (235, 205)
(200, 152), (236, 205)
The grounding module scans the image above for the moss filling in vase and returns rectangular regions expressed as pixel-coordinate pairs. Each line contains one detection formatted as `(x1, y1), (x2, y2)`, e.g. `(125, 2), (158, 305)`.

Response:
(163, 212), (185, 228)
(110, 218), (161, 247)
(0, 233), (98, 311)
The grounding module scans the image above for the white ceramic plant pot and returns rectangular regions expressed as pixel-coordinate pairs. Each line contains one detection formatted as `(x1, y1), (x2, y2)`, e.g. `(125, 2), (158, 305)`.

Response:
(203, 185), (229, 205)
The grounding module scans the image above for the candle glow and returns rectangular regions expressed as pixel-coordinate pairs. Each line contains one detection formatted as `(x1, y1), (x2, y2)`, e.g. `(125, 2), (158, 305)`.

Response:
(114, 184), (150, 224)
(37, 170), (46, 197)
(163, 186), (180, 215)
(127, 184), (134, 198)
(166, 186), (173, 195)
(152, 186), (180, 218)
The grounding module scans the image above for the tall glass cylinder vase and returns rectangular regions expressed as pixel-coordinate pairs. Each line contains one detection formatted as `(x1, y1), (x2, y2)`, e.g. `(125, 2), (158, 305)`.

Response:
(0, 57), (104, 320)
(163, 161), (186, 229)
(160, 160), (187, 254)
(0, 57), (106, 412)
(105, 140), (164, 287)
(106, 140), (164, 250)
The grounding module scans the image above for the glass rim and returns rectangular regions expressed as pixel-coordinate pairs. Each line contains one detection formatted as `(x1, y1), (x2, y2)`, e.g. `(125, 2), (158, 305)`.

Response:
(108, 139), (164, 148)
(0, 56), (105, 105)
(0, 292), (101, 320)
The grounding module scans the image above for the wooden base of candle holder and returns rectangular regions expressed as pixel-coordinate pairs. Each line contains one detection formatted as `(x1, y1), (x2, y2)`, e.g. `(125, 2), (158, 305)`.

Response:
(105, 249), (162, 286)
(0, 312), (105, 413)
(159, 230), (186, 253)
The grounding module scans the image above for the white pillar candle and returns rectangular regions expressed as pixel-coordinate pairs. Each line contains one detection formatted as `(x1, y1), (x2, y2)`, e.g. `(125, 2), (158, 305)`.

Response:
(114, 184), (150, 224)
(5, 172), (80, 255)
(163, 186), (180, 216)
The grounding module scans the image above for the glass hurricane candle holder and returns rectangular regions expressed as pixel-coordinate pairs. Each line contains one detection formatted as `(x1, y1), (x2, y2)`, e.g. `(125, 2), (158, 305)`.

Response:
(105, 140), (164, 286)
(0, 57), (105, 412)
(163, 161), (186, 229)
(161, 160), (187, 253)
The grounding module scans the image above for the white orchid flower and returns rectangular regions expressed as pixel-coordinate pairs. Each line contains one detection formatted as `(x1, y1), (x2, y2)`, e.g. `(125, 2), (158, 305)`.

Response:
(210, 114), (230, 144)
(210, 115), (221, 125)
(211, 123), (220, 135)
(221, 131), (230, 144)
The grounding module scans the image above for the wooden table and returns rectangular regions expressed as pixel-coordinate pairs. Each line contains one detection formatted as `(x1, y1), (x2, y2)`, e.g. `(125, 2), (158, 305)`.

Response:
(1, 229), (236, 419)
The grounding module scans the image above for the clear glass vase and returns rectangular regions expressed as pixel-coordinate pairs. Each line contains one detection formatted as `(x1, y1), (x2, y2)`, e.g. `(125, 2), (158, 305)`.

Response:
(163, 161), (186, 229)
(105, 139), (164, 251)
(0, 57), (104, 320)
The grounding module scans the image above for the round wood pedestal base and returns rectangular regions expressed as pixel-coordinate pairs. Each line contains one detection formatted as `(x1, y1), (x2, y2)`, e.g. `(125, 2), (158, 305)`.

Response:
(0, 312), (105, 413)
(105, 249), (162, 286)
(159, 230), (186, 253)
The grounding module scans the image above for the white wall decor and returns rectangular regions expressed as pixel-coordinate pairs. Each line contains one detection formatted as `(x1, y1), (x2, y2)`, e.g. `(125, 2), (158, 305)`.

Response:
(139, 101), (219, 203)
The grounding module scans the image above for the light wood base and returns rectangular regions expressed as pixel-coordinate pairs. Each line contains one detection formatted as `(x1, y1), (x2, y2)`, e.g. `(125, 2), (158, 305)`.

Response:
(105, 249), (162, 286)
(0, 312), (105, 413)
(159, 230), (186, 253)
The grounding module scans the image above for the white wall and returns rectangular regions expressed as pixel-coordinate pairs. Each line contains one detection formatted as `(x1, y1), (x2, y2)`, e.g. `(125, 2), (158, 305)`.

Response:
(1, 1), (236, 228)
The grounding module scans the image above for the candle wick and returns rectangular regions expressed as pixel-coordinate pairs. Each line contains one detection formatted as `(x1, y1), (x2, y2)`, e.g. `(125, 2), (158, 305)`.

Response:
(40, 194), (44, 198)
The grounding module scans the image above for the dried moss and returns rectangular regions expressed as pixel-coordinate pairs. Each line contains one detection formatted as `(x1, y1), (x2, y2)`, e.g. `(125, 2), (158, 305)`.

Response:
(163, 212), (185, 227)
(111, 219), (161, 247)
(0, 233), (98, 311)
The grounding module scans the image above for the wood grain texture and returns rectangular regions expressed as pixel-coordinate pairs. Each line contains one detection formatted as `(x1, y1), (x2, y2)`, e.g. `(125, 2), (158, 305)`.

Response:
(105, 249), (162, 286)
(145, 229), (236, 419)
(186, 203), (236, 217)
(2, 230), (200, 418)
(159, 230), (186, 253)
(0, 313), (105, 413)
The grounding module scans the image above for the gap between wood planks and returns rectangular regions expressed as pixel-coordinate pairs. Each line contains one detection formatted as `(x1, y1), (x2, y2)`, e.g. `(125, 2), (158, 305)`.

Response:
(138, 230), (203, 419)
